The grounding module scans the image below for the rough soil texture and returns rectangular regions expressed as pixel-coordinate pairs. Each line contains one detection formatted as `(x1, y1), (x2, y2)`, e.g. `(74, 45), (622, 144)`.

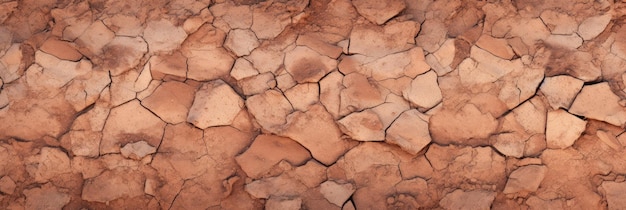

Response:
(2, 0), (626, 209)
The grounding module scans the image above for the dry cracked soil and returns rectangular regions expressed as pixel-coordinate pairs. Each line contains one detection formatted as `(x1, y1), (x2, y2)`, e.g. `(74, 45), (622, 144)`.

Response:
(2, 0), (626, 209)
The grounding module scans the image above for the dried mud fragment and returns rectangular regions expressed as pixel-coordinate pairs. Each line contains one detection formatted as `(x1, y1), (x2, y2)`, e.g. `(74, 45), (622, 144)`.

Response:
(75, 21), (114, 57)
(187, 80), (243, 129)
(539, 75), (584, 110)
(40, 37), (82, 61)
(349, 21), (419, 58)
(101, 100), (166, 154)
(224, 29), (260, 56)
(602, 181), (626, 210)
(338, 109), (385, 141)
(439, 190), (496, 210)
(570, 83), (626, 127)
(429, 104), (498, 146)
(284, 46), (337, 83)
(236, 134), (311, 179)
(102, 36), (147, 76)
(546, 109), (587, 149)
(503, 165), (547, 194)
(578, 13), (612, 41)
(246, 89), (294, 133)
(280, 104), (352, 165)
(142, 81), (195, 124)
(351, 0), (405, 25)
(82, 168), (145, 203)
(386, 109), (431, 155)
(402, 71), (442, 110)
(339, 73), (385, 116)
(143, 19), (187, 53)
(24, 183), (71, 210)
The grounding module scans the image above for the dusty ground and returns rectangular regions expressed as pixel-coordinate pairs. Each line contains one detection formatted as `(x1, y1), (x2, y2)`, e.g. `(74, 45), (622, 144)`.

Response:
(1, 0), (626, 209)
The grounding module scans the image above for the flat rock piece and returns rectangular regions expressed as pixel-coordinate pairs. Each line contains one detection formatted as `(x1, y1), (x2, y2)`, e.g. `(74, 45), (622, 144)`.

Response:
(246, 175), (308, 199)
(371, 94), (411, 129)
(250, 6), (291, 40)
(545, 50), (601, 82)
(25, 147), (71, 183)
(280, 104), (352, 165)
(415, 19), (447, 53)
(540, 10), (578, 35)
(187, 80), (243, 129)
(602, 181), (626, 210)
(142, 81), (196, 124)
(284, 83), (319, 111)
(493, 99), (547, 158)
(351, 0), (406, 25)
(349, 21), (419, 58)
(103, 14), (144, 36)
(230, 58), (259, 80)
(101, 100), (166, 154)
(596, 130), (623, 151)
(184, 48), (235, 81)
(526, 196), (566, 210)
(266, 197), (302, 210)
(320, 71), (343, 118)
(545, 34), (583, 49)
(143, 19), (187, 53)
(284, 46), (337, 83)
(539, 75), (584, 110)
(402, 71), (442, 110)
(296, 34), (343, 59)
(150, 52), (188, 80)
(426, 41), (454, 76)
(82, 168), (145, 203)
(337, 142), (402, 180)
(338, 109), (385, 141)
(239, 72), (276, 96)
(386, 109), (431, 155)
(102, 36), (148, 76)
(0, 81), (77, 141)
(76, 21), (114, 56)
(578, 13), (612, 40)
(246, 89), (294, 133)
(320, 181), (355, 207)
(0, 43), (22, 83)
(120, 141), (156, 160)
(224, 29), (259, 56)
(286, 161), (327, 188)
(210, 2), (252, 29)
(546, 109), (586, 149)
(0, 176), (16, 194)
(426, 145), (506, 185)
(32, 50), (92, 90)
(439, 190), (496, 210)
(339, 73), (385, 116)
(24, 183), (71, 210)
(475, 35), (514, 60)
(570, 83), (626, 127)
(154, 123), (212, 180)
(68, 131), (101, 157)
(429, 104), (498, 146)
(235, 134), (311, 179)
(40, 37), (82, 61)
(368, 47), (430, 81)
(503, 165), (548, 194)
(458, 46), (523, 87)
(492, 18), (550, 46)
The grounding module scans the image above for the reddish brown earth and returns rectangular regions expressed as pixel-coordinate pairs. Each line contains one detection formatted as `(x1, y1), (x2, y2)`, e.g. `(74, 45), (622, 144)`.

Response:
(2, 0), (626, 209)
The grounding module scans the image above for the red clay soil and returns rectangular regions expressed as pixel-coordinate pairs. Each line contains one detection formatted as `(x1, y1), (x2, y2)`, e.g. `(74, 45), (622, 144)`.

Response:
(1, 0), (626, 209)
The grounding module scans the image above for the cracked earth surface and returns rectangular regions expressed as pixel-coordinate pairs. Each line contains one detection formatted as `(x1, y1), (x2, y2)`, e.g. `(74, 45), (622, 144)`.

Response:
(2, 0), (626, 209)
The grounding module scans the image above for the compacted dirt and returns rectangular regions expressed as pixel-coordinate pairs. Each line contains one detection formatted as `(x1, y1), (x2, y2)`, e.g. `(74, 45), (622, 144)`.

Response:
(2, 0), (626, 209)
